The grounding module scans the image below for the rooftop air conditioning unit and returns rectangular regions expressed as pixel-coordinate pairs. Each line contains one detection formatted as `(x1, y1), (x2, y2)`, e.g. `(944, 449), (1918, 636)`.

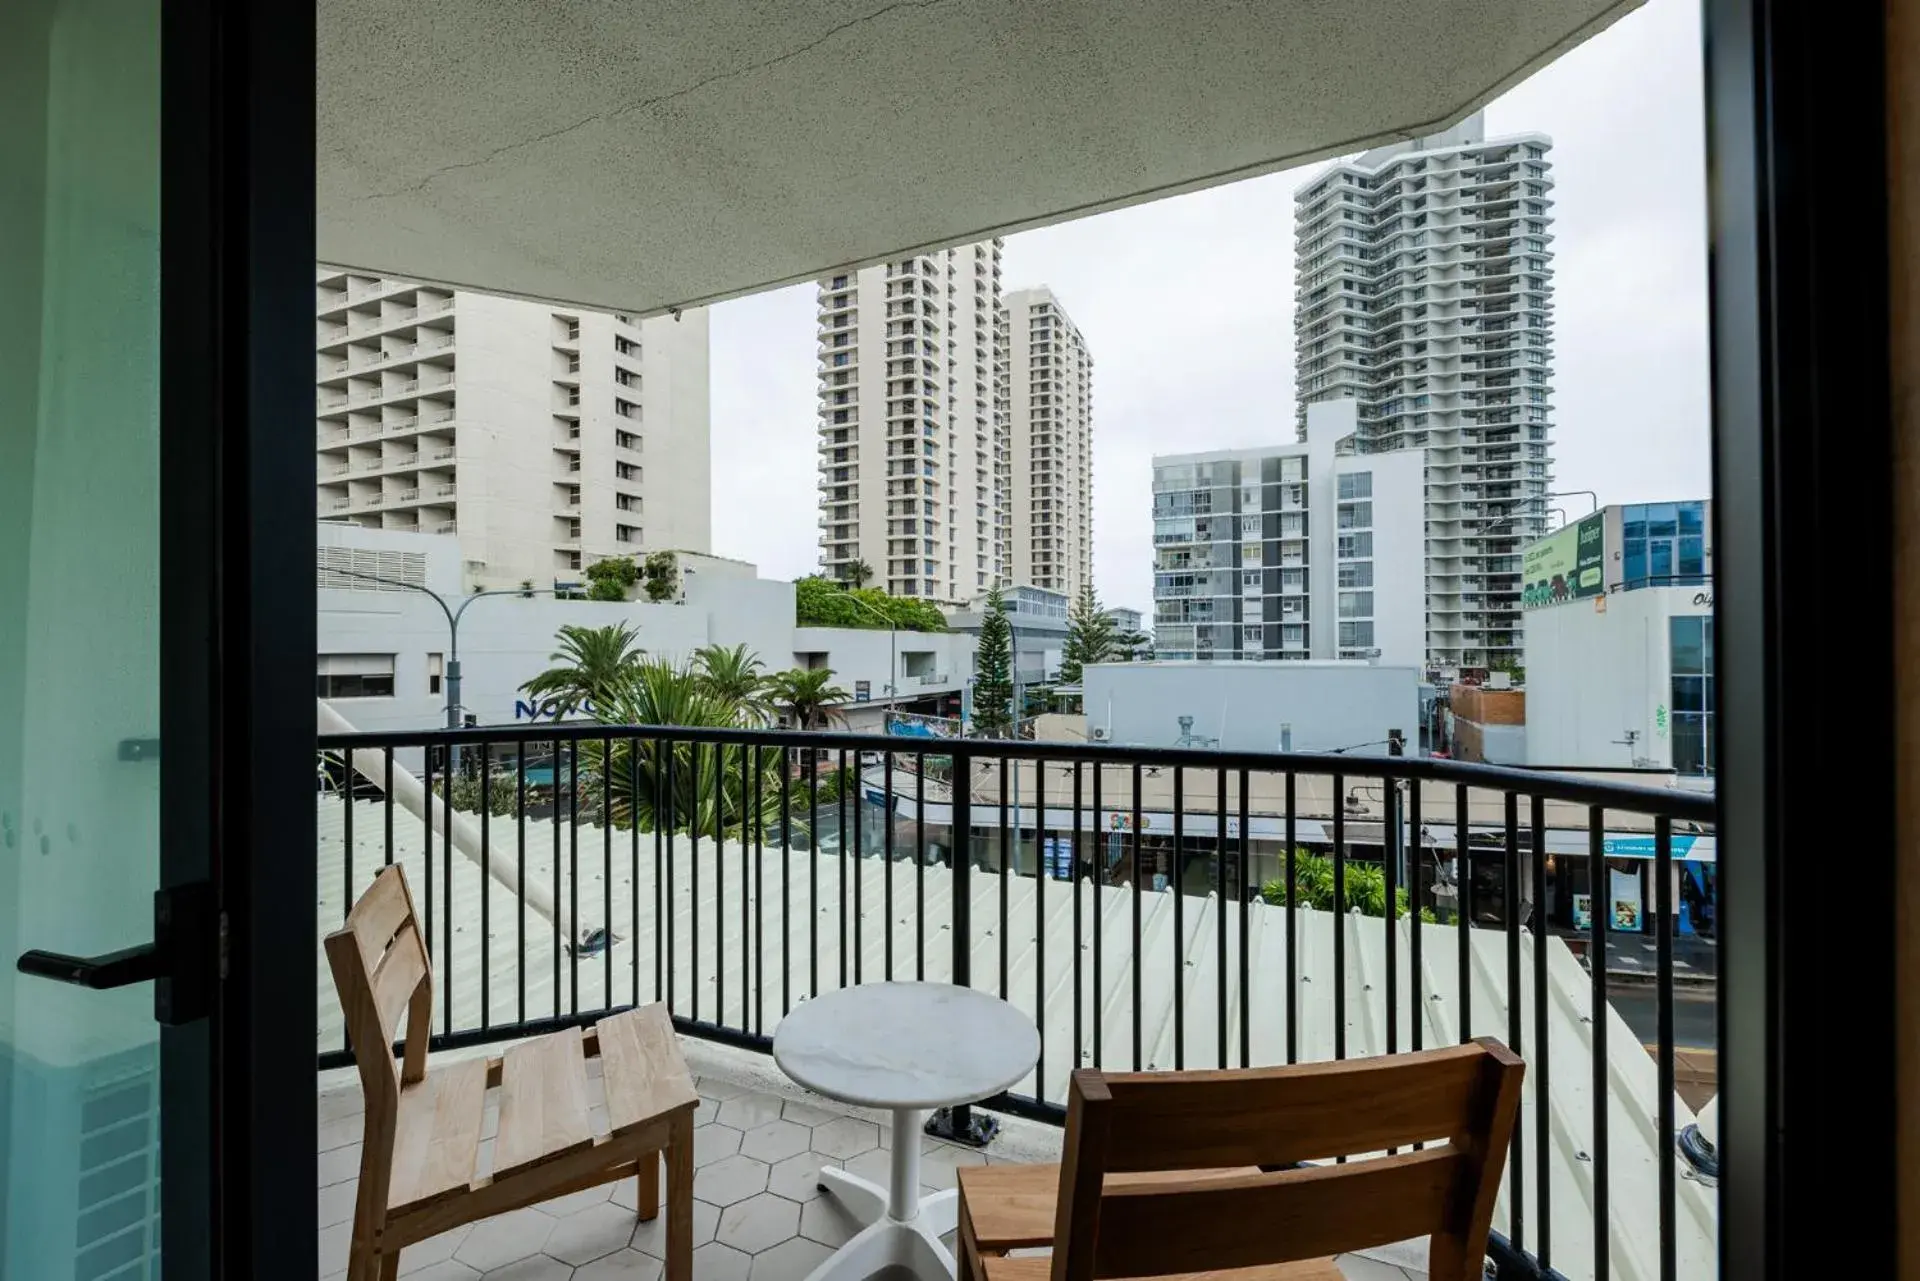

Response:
(1090, 726), (1109, 742)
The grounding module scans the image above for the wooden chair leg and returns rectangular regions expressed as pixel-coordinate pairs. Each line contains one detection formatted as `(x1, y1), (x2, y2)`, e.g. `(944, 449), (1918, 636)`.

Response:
(636, 1150), (661, 1222)
(378, 1251), (399, 1281)
(666, 1115), (694, 1281)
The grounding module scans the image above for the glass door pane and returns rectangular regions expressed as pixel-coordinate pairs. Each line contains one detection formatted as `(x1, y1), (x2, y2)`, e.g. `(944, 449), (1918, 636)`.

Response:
(1, 0), (163, 1277)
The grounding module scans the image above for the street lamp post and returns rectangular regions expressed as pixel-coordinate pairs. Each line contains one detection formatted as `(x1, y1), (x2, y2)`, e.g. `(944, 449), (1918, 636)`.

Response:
(839, 588), (898, 700)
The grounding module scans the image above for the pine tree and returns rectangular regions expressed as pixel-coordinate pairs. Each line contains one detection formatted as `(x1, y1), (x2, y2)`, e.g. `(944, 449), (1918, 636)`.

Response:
(972, 585), (1014, 737)
(1059, 584), (1116, 703)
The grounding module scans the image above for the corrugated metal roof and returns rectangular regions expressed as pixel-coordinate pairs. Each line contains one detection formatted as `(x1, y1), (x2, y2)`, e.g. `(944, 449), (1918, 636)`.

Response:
(317, 794), (1714, 1280)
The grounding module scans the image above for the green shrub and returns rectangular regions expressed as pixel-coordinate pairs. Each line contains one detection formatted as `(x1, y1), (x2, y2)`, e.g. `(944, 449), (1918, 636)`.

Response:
(1260, 850), (1436, 922)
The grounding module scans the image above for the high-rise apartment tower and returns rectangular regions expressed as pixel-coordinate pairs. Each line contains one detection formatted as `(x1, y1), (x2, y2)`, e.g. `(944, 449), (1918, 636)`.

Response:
(1293, 112), (1555, 668)
(315, 269), (711, 589)
(1003, 287), (1094, 598)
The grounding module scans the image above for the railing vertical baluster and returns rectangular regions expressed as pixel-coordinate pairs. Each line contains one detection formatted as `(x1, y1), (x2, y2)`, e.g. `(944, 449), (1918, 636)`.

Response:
(633, 737), (643, 1010)
(1656, 814), (1677, 1281)
(1171, 764), (1183, 1069)
(1215, 767), (1228, 1069)
(341, 752), (353, 1054)
(780, 746), (791, 1017)
(1131, 761), (1143, 1070)
(1588, 805), (1611, 1281)
(849, 746), (861, 987)
(480, 739), (491, 1031)
(1456, 784), (1471, 1042)
(809, 744), (819, 999)
(1408, 777), (1422, 1054)
(423, 748), (435, 1013)
(1531, 792), (1551, 1272)
(1091, 762), (1104, 1069)
(1072, 762), (1084, 1075)
(1285, 771), (1297, 1065)
(751, 744), (763, 1036)
(516, 744), (526, 1024)
(915, 759), (926, 981)
(664, 742), (676, 1014)
(1331, 770), (1345, 1062)
(603, 734), (613, 1014)
(444, 742), (456, 1035)
(652, 738), (664, 1005)
(839, 747), (849, 990)
(384, 747), (395, 870)
(1383, 777), (1398, 1059)
(568, 738), (579, 1019)
(999, 757), (1011, 1001)
(885, 751), (896, 981)
(1503, 789), (1524, 1256)
(1036, 757), (1048, 1090)
(1237, 768), (1250, 1068)
(949, 744), (974, 1133)
(690, 743), (701, 1023)
(742, 745), (753, 1031)
(715, 742), (727, 1026)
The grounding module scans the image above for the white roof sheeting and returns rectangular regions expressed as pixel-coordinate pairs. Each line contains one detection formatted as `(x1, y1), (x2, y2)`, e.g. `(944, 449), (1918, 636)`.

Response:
(317, 794), (1713, 1279)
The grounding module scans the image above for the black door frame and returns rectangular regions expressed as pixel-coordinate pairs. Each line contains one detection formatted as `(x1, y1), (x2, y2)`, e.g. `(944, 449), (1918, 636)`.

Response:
(1705, 0), (1895, 1275)
(162, 1), (317, 1275)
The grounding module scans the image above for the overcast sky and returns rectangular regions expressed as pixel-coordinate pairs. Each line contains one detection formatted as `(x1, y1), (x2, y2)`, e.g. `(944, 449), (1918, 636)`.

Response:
(708, 0), (1711, 615)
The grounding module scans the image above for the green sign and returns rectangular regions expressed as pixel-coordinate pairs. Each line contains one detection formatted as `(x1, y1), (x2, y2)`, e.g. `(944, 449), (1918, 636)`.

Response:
(1522, 511), (1606, 609)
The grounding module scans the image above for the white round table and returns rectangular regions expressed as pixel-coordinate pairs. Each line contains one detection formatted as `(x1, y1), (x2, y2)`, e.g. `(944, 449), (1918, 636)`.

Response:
(772, 982), (1040, 1281)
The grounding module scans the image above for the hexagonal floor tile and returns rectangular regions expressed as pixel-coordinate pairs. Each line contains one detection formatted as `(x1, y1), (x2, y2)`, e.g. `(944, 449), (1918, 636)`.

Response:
(797, 1195), (863, 1249)
(739, 1119), (811, 1165)
(455, 1207), (557, 1272)
(748, 1237), (835, 1281)
(697, 1076), (751, 1100)
(691, 1241), (752, 1281)
(694, 1154), (771, 1207)
(541, 1180), (615, 1218)
(715, 1193), (801, 1255)
(396, 1260), (480, 1281)
(547, 1200), (645, 1266)
(717, 1092), (786, 1131)
(765, 1152), (834, 1203)
(576, 1247), (665, 1281)
(695, 1124), (745, 1167)
(398, 1224), (474, 1273)
(808, 1117), (879, 1159)
(839, 1148), (892, 1187)
(779, 1099), (840, 1128)
(478, 1254), (572, 1281)
(920, 1143), (988, 1190)
(630, 1197), (719, 1257)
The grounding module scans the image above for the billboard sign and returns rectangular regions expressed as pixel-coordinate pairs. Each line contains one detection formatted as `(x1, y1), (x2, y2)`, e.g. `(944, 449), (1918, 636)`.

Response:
(1522, 511), (1606, 609)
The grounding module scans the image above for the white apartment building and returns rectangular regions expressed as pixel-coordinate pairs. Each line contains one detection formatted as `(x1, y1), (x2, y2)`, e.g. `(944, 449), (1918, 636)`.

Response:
(1003, 287), (1094, 598)
(1152, 401), (1425, 666)
(315, 269), (711, 590)
(815, 242), (1009, 603)
(1293, 112), (1556, 668)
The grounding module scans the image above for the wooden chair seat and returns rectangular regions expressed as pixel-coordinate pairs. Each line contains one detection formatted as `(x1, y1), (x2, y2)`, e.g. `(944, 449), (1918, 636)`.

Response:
(327, 866), (699, 1281)
(957, 1163), (1262, 1254)
(982, 1255), (1344, 1281)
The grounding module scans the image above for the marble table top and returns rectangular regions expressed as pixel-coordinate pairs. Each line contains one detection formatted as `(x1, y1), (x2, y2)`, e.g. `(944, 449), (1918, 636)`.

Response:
(772, 982), (1041, 1111)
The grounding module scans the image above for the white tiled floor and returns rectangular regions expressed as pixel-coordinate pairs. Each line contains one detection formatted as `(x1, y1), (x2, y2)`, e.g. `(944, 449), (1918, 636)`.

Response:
(317, 1040), (1425, 1280)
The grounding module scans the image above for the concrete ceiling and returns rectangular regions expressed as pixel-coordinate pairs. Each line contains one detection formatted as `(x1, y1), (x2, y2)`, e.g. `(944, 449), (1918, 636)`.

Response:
(318, 0), (1638, 315)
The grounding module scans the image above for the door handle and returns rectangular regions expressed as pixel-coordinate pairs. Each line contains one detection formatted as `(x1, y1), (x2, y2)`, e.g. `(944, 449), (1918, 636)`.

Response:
(17, 942), (165, 989)
(14, 881), (214, 1024)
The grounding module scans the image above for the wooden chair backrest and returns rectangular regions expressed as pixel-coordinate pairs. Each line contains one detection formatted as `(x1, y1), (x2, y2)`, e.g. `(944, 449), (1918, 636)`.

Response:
(324, 865), (434, 1128)
(1049, 1038), (1525, 1281)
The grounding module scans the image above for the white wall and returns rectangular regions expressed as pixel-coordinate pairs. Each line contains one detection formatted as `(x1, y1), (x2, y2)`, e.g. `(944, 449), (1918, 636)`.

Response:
(1523, 586), (1708, 768)
(1083, 661), (1421, 755)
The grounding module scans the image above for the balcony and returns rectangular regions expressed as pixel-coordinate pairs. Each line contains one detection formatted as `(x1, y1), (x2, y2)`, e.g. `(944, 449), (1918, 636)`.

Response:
(312, 724), (1716, 1281)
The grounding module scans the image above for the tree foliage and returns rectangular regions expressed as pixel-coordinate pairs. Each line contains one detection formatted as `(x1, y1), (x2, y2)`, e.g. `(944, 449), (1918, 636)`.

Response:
(1059, 585), (1116, 699)
(583, 555), (638, 602)
(1260, 851), (1435, 922)
(765, 667), (851, 730)
(641, 551), (679, 602)
(1113, 629), (1153, 662)
(693, 642), (771, 724)
(971, 586), (1014, 737)
(519, 623), (646, 716)
(793, 576), (946, 632)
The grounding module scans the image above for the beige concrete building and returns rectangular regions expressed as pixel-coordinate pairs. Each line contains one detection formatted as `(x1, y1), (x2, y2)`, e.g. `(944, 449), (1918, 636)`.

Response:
(1003, 287), (1094, 598)
(315, 269), (710, 590)
(815, 242), (1008, 603)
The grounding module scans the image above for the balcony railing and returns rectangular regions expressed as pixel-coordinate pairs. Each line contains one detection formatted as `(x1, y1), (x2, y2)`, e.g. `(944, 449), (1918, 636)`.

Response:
(313, 724), (1718, 1281)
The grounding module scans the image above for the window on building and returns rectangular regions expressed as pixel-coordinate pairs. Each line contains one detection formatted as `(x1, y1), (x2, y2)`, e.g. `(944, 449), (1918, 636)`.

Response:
(1622, 501), (1709, 588)
(832, 353), (849, 367)
(1337, 562), (1373, 588)
(427, 653), (443, 696)
(614, 397), (638, 418)
(1337, 621), (1375, 649)
(1338, 591), (1374, 618)
(316, 654), (395, 699)
(1337, 501), (1373, 530)
(614, 336), (637, 356)
(1670, 614), (1715, 776)
(1336, 532), (1373, 559)
(1337, 472), (1372, 500)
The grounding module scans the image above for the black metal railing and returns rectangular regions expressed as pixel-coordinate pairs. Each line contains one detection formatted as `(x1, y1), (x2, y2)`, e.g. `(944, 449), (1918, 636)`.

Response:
(316, 723), (1717, 1281)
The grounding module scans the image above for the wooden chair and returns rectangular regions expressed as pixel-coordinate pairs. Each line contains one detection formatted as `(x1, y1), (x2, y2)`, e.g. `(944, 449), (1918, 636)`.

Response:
(956, 1038), (1524, 1281)
(325, 865), (697, 1281)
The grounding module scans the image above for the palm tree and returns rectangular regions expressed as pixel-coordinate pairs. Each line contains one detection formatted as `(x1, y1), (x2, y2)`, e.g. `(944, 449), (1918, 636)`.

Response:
(765, 667), (851, 730)
(519, 622), (645, 716)
(693, 642), (771, 723)
(584, 659), (785, 839)
(847, 560), (875, 588)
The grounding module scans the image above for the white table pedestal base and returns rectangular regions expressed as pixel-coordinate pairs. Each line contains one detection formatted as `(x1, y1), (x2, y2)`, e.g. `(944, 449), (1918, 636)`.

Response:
(803, 1108), (961, 1281)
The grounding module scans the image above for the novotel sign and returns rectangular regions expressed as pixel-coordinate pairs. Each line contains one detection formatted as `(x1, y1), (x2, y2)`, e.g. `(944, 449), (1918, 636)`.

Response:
(513, 697), (598, 722)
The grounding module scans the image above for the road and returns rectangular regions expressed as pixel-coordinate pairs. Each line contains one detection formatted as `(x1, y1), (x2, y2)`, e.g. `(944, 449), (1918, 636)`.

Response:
(1606, 982), (1717, 1049)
